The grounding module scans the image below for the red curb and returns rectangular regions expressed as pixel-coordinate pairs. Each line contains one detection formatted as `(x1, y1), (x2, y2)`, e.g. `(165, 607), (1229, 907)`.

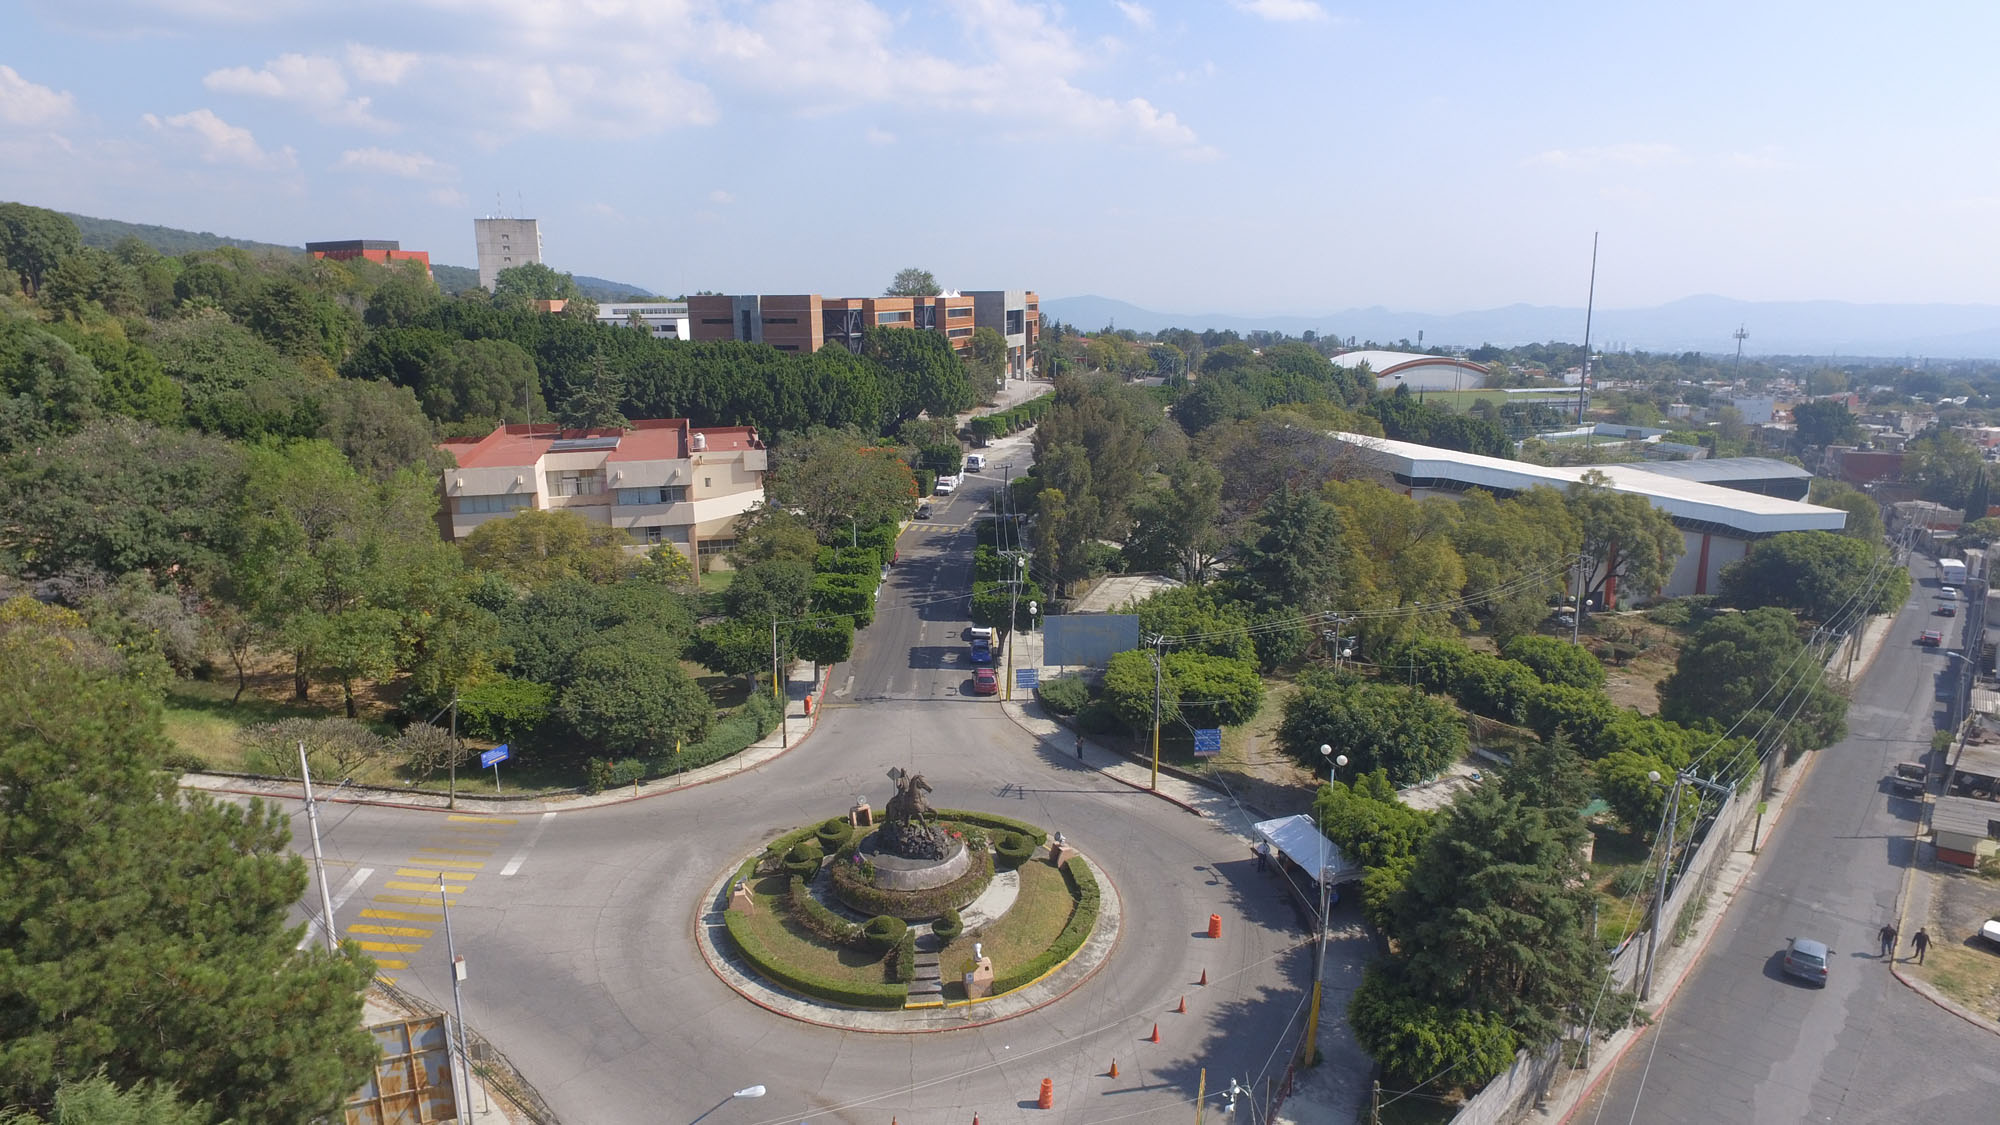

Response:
(999, 706), (1207, 818)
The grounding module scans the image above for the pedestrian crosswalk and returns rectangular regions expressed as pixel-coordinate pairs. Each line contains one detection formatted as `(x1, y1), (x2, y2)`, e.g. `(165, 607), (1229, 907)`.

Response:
(345, 814), (519, 985)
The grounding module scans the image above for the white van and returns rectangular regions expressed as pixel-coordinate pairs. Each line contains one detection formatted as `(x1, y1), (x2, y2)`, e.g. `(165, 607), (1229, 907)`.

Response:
(968, 626), (995, 643)
(965, 454), (985, 473)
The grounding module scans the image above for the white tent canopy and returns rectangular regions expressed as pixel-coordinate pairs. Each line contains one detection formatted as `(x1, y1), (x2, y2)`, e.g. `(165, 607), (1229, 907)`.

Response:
(1253, 815), (1360, 886)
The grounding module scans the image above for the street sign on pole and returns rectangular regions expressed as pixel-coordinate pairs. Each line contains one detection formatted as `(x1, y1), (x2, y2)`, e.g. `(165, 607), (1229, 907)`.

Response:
(1015, 667), (1039, 690)
(1192, 729), (1223, 757)
(481, 744), (509, 792)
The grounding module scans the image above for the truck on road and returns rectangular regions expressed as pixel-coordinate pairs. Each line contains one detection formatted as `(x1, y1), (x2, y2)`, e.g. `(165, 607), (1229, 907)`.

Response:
(1940, 558), (1968, 587)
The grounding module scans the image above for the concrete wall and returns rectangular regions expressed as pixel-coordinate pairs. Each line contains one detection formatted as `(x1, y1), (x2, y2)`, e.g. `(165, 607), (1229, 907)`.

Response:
(474, 218), (542, 291)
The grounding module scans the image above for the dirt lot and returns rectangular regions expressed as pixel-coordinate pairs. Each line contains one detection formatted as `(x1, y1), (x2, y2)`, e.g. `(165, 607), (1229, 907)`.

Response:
(1909, 860), (2000, 1020)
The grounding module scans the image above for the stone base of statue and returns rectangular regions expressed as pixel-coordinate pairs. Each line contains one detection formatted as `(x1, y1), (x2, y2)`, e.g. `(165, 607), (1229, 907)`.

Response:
(877, 819), (950, 861)
(856, 832), (970, 891)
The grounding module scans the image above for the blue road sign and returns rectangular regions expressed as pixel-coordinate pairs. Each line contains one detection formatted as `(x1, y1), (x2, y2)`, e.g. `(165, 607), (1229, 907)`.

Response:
(1192, 729), (1223, 757)
(480, 744), (511, 768)
(1016, 667), (1039, 689)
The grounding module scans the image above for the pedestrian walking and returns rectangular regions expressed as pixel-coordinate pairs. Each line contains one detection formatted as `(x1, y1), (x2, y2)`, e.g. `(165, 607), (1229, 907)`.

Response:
(1075, 733), (1084, 760)
(1254, 840), (1271, 873)
(1878, 922), (1898, 958)
(1913, 927), (1931, 965)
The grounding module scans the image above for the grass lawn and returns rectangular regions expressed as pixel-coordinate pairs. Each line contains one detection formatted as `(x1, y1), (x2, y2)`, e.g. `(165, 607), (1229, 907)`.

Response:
(938, 859), (1076, 1000)
(1912, 941), (2000, 1022)
(687, 662), (752, 711)
(699, 569), (737, 595)
(161, 678), (395, 775)
(733, 872), (900, 990)
(1588, 823), (1654, 948)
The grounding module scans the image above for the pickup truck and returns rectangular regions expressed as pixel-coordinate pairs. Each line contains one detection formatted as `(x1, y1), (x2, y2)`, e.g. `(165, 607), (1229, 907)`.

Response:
(1891, 762), (1926, 796)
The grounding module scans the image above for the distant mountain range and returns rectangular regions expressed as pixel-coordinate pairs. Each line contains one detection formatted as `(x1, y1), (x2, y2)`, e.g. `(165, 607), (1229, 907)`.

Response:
(62, 211), (657, 301)
(1043, 294), (2000, 359)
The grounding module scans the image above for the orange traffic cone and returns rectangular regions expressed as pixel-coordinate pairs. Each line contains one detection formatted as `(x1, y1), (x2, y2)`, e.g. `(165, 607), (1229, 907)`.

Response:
(1176, 995), (1186, 1014)
(1207, 913), (1222, 938)
(1038, 1078), (1053, 1109)
(1199, 968), (1208, 986)
(1108, 1059), (1120, 1078)
(1149, 1023), (1161, 1043)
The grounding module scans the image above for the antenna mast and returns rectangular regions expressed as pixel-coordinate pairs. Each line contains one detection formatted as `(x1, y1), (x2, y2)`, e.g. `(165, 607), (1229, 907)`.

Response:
(1578, 232), (1598, 424)
(1732, 324), (1749, 372)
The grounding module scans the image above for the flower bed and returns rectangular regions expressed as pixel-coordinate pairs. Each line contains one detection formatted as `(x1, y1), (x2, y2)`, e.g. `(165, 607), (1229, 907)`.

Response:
(933, 809), (1048, 846)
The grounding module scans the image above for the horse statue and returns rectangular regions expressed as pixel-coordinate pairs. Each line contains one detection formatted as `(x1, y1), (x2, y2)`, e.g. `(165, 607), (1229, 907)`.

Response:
(883, 769), (936, 827)
(880, 768), (947, 859)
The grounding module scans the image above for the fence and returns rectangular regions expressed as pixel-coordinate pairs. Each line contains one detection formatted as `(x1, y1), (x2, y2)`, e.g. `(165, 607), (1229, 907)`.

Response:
(372, 979), (563, 1125)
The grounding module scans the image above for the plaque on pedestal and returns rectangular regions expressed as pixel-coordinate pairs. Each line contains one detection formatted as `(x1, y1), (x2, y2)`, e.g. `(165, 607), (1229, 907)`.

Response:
(963, 956), (995, 999)
(727, 880), (755, 914)
(1048, 842), (1074, 868)
(850, 801), (873, 827)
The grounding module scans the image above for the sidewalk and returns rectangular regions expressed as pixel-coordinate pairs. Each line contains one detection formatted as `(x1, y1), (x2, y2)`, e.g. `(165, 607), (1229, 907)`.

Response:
(181, 658), (835, 816)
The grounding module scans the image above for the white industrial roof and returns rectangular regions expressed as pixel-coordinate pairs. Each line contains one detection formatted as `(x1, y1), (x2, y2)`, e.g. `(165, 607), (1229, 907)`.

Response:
(1332, 433), (1849, 537)
(1330, 350), (1487, 378)
(1252, 815), (1361, 886)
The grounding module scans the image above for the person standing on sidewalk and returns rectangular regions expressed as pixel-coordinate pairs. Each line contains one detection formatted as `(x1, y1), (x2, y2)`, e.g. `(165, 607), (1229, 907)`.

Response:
(1913, 928), (1931, 964)
(1254, 840), (1271, 873)
(1878, 922), (1898, 958)
(1075, 733), (1084, 760)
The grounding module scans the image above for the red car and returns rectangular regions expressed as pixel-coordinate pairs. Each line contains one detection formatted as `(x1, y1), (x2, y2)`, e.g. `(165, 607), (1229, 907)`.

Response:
(1920, 630), (1944, 647)
(972, 667), (999, 695)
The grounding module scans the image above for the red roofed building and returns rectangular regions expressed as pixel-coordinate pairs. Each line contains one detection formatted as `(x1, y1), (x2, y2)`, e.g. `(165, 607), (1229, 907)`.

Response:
(437, 420), (768, 563)
(305, 240), (432, 277)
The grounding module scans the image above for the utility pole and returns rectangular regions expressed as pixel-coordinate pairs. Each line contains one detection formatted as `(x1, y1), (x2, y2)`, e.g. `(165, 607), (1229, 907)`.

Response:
(438, 877), (475, 1118)
(1003, 554), (1025, 701)
(1579, 231), (1598, 424)
(447, 696), (459, 810)
(1194, 1068), (1206, 1125)
(1303, 834), (1332, 1065)
(772, 617), (787, 748)
(299, 741), (339, 955)
(1572, 552), (1588, 646)
(1641, 770), (1682, 1000)
(1149, 634), (1165, 791)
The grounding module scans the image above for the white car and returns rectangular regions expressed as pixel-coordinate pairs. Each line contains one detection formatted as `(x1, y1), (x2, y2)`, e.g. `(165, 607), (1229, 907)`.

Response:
(964, 454), (985, 473)
(933, 476), (957, 495)
(1940, 586), (1960, 601)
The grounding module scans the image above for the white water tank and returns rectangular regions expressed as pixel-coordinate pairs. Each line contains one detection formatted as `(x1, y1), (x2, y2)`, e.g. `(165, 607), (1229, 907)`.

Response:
(691, 431), (707, 452)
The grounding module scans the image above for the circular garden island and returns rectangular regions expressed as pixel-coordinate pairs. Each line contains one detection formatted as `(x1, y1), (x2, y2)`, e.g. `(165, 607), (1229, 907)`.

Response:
(720, 770), (1103, 1012)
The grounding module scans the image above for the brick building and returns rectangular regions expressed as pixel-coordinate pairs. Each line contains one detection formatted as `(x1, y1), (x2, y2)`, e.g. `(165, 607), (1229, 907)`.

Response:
(687, 289), (1038, 373)
(305, 239), (432, 277)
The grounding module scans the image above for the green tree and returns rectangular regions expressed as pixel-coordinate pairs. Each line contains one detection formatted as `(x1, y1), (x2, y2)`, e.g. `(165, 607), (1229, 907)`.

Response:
(556, 645), (712, 755)
(884, 268), (942, 296)
(1279, 671), (1467, 786)
(1790, 400), (1862, 448)
(1658, 606), (1847, 754)
(363, 269), (442, 328)
(0, 202), (81, 296)
(1565, 470), (1685, 606)
(556, 353), (629, 430)
(690, 617), (773, 684)
(499, 577), (694, 686)
(1449, 485), (1580, 640)
(1347, 969), (1521, 1090)
(966, 326), (1008, 397)
(1163, 652), (1263, 727)
(1807, 477), (1882, 542)
(1326, 479), (1465, 644)
(1718, 530), (1906, 622)
(1102, 648), (1174, 732)
(864, 326), (974, 426)
(40, 247), (143, 319)
(0, 1070), (211, 1125)
(1501, 634), (1606, 690)
(491, 261), (582, 302)
(762, 427), (917, 542)
(1501, 730), (1593, 816)
(1237, 482), (1347, 613)
(1312, 768), (1434, 870)
(1903, 429), (1985, 508)
(0, 609), (376, 1122)
(461, 508), (638, 587)
(1124, 460), (1224, 583)
(428, 337), (542, 423)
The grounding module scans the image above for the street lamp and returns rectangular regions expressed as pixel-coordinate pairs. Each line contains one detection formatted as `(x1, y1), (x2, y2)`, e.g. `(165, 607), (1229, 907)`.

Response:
(732, 1086), (767, 1100)
(1027, 600), (1039, 636)
(1320, 744), (1348, 782)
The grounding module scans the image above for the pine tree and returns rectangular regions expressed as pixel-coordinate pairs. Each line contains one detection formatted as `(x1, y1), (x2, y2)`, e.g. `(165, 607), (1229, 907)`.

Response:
(0, 602), (377, 1123)
(1502, 730), (1594, 817)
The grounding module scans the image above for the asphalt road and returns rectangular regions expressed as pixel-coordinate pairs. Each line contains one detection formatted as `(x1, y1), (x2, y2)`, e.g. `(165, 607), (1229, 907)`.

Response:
(1580, 567), (1999, 1124)
(282, 429), (1333, 1124)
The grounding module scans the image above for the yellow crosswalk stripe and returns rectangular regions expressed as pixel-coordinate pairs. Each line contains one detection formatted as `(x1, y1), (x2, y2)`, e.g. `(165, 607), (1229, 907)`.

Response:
(395, 868), (475, 881)
(408, 858), (485, 870)
(361, 908), (442, 922)
(348, 923), (432, 938)
(447, 815), (517, 824)
(383, 882), (462, 895)
(417, 846), (494, 856)
(355, 940), (423, 953)
(375, 974), (398, 985)
(371, 959), (409, 970)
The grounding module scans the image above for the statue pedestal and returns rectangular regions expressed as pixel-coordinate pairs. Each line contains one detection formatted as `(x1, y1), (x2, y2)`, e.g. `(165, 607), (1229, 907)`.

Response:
(850, 801), (873, 827)
(727, 880), (755, 914)
(1048, 842), (1075, 868)
(963, 956), (995, 999)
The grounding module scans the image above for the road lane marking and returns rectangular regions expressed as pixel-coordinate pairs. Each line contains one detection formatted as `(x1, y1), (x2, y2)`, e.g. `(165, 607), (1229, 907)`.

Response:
(348, 923), (432, 938)
(297, 866), (374, 950)
(371, 959), (409, 970)
(396, 868), (475, 881)
(355, 940), (423, 953)
(376, 892), (457, 905)
(361, 908), (442, 922)
(500, 811), (557, 877)
(417, 846), (495, 856)
(374, 974), (399, 985)
(446, 815), (517, 824)
(409, 857), (485, 870)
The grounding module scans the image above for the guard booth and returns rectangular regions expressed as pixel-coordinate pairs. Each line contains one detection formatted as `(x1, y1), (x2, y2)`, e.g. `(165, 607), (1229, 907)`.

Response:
(1252, 815), (1363, 920)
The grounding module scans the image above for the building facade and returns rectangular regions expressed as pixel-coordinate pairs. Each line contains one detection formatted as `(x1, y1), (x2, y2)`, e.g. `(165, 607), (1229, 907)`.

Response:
(474, 218), (543, 292)
(596, 300), (690, 340)
(306, 239), (431, 277)
(437, 420), (767, 562)
(686, 290), (1036, 365)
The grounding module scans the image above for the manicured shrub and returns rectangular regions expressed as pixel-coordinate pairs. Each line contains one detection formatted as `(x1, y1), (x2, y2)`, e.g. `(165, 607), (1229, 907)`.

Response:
(931, 908), (964, 943)
(723, 909), (902, 1008)
(786, 875), (861, 945)
(992, 858), (1100, 994)
(994, 832), (1036, 869)
(932, 809), (1048, 846)
(783, 839), (824, 880)
(893, 931), (916, 983)
(816, 817), (854, 851)
(584, 757), (617, 794)
(830, 844), (995, 920)
(759, 821), (824, 873)
(1036, 675), (1090, 716)
(862, 915), (908, 953)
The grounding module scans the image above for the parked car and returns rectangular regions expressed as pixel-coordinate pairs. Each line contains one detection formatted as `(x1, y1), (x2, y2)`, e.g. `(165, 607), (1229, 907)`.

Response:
(973, 667), (999, 695)
(934, 475), (957, 495)
(971, 637), (992, 664)
(967, 626), (995, 643)
(1939, 604), (1958, 617)
(1781, 937), (1832, 986)
(1940, 585), (1960, 601)
(1921, 630), (1944, 647)
(965, 454), (985, 472)
(1891, 762), (1927, 796)
(916, 500), (933, 519)
(1981, 918), (2000, 949)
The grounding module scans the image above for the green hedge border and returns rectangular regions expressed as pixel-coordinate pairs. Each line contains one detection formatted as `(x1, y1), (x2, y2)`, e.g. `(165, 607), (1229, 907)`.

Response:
(991, 858), (1101, 995)
(830, 843), (995, 921)
(722, 908), (906, 1010)
(933, 809), (1048, 846)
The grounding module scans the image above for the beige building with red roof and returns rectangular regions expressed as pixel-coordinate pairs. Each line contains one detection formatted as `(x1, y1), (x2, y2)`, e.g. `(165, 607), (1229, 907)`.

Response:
(437, 420), (768, 563)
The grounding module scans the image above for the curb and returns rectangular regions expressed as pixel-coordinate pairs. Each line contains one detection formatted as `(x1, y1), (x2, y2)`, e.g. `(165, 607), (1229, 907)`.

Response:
(998, 701), (1207, 818)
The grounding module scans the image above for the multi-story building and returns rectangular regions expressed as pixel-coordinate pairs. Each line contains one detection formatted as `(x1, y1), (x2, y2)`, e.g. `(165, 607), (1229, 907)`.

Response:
(306, 239), (431, 277)
(437, 419), (767, 563)
(596, 300), (690, 340)
(474, 218), (543, 292)
(686, 290), (1036, 368)
(965, 290), (1040, 378)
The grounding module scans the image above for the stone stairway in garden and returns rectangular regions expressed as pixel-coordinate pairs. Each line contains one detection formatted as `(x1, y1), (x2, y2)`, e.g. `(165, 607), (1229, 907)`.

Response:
(906, 926), (945, 1005)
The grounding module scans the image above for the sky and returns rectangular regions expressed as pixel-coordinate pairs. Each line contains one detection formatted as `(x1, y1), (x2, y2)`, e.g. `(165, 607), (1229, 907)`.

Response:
(5, 1), (2000, 316)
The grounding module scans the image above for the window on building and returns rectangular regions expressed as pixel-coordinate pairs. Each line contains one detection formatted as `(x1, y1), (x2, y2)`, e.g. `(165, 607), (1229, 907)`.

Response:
(761, 316), (798, 325)
(948, 327), (973, 339)
(876, 310), (911, 323)
(948, 307), (972, 318)
(458, 493), (534, 514)
(616, 486), (688, 506)
(545, 469), (605, 497)
(699, 317), (733, 325)
(1005, 311), (1025, 334)
(697, 538), (737, 557)
(775, 344), (799, 351)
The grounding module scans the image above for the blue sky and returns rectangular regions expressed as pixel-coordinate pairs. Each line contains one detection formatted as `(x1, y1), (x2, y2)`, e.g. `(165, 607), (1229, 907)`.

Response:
(4, 1), (1999, 316)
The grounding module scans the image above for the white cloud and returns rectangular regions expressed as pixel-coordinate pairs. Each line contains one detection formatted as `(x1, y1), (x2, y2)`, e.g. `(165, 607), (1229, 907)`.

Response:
(1114, 1), (1153, 30)
(429, 187), (469, 207)
(0, 64), (76, 127)
(1232, 0), (1327, 22)
(141, 108), (295, 168)
(345, 44), (421, 85)
(203, 53), (387, 128)
(335, 146), (454, 180)
(1530, 142), (1682, 169)
(865, 126), (896, 145)
(708, 189), (733, 204)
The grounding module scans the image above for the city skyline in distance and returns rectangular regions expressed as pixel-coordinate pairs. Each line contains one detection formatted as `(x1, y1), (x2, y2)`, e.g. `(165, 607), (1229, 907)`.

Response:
(7, 2), (2000, 324)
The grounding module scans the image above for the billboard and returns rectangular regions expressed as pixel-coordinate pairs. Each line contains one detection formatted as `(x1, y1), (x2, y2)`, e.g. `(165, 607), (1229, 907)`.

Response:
(1043, 614), (1141, 668)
